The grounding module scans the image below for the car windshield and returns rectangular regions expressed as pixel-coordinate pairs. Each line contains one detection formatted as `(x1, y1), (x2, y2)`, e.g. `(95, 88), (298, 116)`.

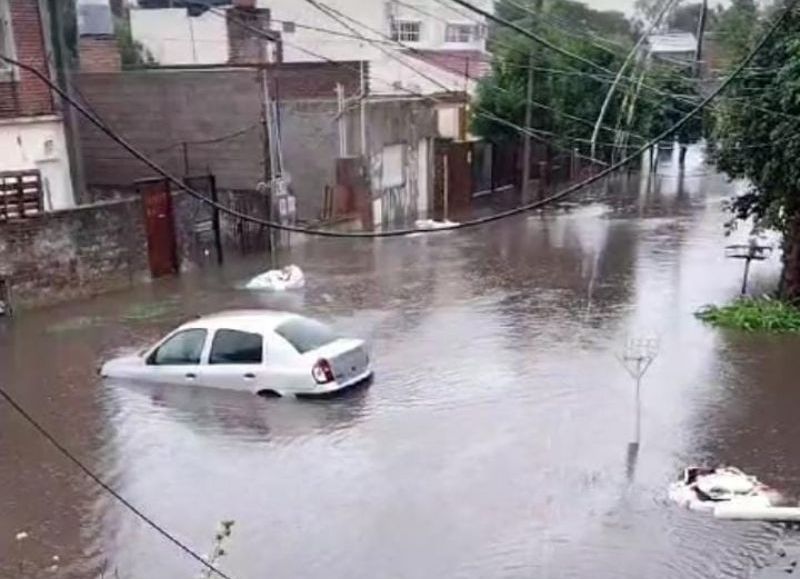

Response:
(275, 318), (337, 354)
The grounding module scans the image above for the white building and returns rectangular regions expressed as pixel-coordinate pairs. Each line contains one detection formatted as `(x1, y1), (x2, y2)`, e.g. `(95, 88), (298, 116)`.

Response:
(130, 0), (492, 97)
(0, 0), (75, 215)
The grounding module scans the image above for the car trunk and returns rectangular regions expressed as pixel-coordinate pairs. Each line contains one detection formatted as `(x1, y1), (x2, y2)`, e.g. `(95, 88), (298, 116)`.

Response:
(311, 339), (369, 383)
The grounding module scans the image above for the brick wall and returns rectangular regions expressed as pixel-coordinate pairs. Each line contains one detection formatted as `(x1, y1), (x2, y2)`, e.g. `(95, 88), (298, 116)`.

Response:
(0, 197), (149, 309)
(79, 37), (122, 73)
(0, 0), (53, 119)
(75, 64), (362, 217)
(268, 61), (365, 99)
(226, 6), (275, 65)
(76, 69), (266, 193)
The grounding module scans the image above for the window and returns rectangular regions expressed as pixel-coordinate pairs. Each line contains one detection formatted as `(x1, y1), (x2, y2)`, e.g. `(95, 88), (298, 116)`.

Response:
(391, 20), (421, 43)
(445, 23), (477, 43)
(281, 21), (295, 33)
(210, 329), (263, 365)
(151, 329), (207, 365)
(0, 0), (15, 77)
(275, 318), (337, 354)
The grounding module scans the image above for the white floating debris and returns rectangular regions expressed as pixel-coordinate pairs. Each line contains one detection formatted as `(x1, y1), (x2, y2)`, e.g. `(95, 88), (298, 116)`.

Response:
(414, 219), (459, 231)
(669, 466), (781, 513)
(714, 505), (800, 522)
(245, 265), (305, 291)
(15, 531), (28, 541)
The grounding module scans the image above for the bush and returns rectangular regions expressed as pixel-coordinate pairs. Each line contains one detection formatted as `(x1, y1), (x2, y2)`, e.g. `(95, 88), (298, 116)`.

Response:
(695, 297), (800, 332)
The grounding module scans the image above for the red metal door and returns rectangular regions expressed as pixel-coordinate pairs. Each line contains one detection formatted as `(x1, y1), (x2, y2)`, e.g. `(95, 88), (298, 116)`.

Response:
(139, 179), (178, 277)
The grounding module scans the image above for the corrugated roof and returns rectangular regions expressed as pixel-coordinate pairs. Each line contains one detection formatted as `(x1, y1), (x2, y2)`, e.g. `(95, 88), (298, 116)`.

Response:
(648, 32), (697, 54)
(404, 50), (491, 81)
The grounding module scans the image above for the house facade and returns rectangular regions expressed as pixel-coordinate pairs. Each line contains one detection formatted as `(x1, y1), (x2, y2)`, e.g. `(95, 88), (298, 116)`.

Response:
(0, 0), (75, 217)
(129, 0), (491, 93)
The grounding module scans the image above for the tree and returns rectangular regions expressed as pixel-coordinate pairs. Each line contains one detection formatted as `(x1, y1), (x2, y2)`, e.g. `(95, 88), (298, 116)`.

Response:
(713, 0), (758, 66)
(473, 0), (703, 162)
(712, 5), (800, 300)
(114, 17), (157, 68)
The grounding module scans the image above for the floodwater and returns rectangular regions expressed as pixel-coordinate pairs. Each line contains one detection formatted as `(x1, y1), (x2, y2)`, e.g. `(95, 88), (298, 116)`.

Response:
(3, 147), (800, 579)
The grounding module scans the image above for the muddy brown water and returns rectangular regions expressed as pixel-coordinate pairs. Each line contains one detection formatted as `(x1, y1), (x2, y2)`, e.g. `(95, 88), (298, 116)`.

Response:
(2, 154), (800, 578)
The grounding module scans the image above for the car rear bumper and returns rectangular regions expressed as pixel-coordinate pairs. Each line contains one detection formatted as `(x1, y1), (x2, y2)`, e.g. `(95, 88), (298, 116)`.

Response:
(297, 370), (373, 398)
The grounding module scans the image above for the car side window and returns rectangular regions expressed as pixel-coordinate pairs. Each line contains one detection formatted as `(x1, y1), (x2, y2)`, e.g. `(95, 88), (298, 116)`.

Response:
(151, 329), (207, 365)
(209, 329), (264, 365)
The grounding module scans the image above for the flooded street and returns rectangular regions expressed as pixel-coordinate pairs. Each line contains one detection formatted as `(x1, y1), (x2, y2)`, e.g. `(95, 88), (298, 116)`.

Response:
(4, 152), (800, 579)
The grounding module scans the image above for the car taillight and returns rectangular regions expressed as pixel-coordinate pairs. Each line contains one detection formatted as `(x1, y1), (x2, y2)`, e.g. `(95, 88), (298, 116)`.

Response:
(312, 359), (335, 384)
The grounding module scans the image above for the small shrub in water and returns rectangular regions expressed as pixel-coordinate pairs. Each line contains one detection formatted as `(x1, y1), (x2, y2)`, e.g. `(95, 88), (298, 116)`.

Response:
(695, 297), (800, 332)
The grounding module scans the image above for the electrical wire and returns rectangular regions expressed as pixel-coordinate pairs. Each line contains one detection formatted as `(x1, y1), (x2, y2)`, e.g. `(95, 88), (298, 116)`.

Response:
(0, 384), (233, 579)
(299, 0), (609, 164)
(1, 0), (792, 238)
(388, 0), (649, 144)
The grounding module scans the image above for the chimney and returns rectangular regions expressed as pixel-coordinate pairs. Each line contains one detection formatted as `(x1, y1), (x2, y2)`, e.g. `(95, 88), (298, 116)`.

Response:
(226, 3), (279, 65)
(77, 0), (121, 73)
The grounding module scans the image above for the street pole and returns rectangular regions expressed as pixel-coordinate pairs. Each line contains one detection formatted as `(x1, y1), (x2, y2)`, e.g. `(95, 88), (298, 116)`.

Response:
(521, 51), (534, 202)
(695, 0), (708, 79)
(360, 60), (367, 157)
(590, 0), (676, 160)
(336, 82), (348, 157)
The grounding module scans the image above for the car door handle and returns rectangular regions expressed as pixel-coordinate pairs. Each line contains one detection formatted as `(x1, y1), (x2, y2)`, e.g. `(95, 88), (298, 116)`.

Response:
(185, 372), (197, 380)
(243, 373), (256, 380)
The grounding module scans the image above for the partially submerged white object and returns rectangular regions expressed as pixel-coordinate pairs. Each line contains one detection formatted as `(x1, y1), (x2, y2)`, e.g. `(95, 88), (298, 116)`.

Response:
(669, 466), (778, 513)
(414, 219), (459, 230)
(714, 505), (800, 522)
(245, 264), (305, 291)
(101, 310), (372, 397)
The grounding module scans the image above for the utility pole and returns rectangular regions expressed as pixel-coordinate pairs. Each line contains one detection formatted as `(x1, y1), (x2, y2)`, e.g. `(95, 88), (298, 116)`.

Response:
(520, 0), (541, 202)
(694, 0), (708, 79)
(590, 0), (676, 160)
(521, 52), (534, 202)
(336, 83), (348, 157)
(359, 60), (367, 157)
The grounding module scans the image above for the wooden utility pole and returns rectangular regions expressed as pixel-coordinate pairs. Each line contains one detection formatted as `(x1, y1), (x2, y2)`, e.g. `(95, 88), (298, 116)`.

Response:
(694, 0), (708, 79)
(520, 0), (542, 202)
(521, 51), (535, 202)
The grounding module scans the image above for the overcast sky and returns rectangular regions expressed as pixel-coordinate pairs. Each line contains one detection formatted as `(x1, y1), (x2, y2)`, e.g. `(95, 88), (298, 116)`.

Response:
(583, 0), (730, 15)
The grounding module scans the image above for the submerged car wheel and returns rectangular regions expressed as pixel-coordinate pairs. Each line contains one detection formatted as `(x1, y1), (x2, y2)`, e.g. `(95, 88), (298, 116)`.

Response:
(256, 389), (282, 398)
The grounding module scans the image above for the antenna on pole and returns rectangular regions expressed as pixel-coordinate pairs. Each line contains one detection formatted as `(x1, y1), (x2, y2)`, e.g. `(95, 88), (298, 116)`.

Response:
(618, 336), (659, 479)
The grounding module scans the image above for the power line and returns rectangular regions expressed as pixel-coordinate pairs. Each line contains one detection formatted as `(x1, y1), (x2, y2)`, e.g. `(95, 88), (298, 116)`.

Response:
(0, 384), (233, 579)
(388, 0), (648, 144)
(296, 0), (608, 164)
(2, 0), (791, 237)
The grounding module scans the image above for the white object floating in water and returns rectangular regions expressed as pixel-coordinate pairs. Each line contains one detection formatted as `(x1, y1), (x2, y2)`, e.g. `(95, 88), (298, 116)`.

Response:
(714, 505), (800, 522)
(668, 466), (778, 513)
(245, 265), (305, 291)
(414, 219), (459, 231)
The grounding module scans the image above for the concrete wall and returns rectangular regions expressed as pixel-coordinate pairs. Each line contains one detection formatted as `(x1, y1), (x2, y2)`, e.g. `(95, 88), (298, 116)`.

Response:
(76, 69), (266, 193)
(0, 116), (75, 209)
(0, 197), (149, 309)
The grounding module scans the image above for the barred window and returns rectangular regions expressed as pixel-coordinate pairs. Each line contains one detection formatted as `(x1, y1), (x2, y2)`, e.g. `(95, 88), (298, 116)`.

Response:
(391, 20), (421, 43)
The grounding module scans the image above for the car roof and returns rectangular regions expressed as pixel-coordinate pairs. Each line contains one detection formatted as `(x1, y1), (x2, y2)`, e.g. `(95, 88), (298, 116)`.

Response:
(178, 310), (303, 333)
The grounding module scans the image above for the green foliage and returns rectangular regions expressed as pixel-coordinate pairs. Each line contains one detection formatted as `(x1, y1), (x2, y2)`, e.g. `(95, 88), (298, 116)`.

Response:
(712, 5), (800, 231)
(115, 17), (157, 68)
(695, 297), (800, 332)
(713, 0), (759, 66)
(473, 0), (703, 160)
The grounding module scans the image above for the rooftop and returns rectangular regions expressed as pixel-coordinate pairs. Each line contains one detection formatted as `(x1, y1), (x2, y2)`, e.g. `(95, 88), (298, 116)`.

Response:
(647, 32), (697, 54)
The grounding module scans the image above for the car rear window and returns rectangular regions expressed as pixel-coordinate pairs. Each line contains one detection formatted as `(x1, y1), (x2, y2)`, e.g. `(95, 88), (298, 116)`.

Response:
(209, 329), (263, 364)
(275, 318), (337, 354)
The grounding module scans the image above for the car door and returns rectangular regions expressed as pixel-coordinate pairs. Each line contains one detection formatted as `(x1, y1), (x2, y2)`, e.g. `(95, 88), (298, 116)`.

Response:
(145, 328), (208, 386)
(199, 328), (266, 392)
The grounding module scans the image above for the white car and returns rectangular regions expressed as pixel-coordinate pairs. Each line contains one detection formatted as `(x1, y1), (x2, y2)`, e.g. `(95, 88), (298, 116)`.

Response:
(101, 310), (372, 397)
